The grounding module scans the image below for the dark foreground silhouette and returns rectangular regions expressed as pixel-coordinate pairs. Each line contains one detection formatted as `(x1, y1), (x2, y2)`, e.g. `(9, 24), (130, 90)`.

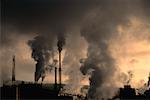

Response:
(1, 82), (73, 100)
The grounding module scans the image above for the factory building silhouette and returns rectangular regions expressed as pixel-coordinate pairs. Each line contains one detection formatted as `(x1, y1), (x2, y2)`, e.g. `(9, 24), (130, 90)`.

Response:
(1, 41), (74, 100)
(1, 41), (150, 100)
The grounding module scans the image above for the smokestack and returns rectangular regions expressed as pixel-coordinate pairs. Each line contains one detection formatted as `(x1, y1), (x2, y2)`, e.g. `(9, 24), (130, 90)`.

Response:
(35, 72), (37, 82)
(148, 72), (150, 86)
(12, 55), (15, 81)
(57, 40), (63, 89)
(58, 51), (61, 88)
(53, 59), (58, 89)
(55, 67), (57, 88)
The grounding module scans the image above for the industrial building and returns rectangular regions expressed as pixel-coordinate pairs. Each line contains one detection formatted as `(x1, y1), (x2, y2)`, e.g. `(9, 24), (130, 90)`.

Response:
(1, 41), (85, 100)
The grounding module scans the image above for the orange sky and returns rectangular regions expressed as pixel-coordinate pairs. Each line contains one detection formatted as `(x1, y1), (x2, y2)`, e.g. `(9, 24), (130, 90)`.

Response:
(111, 17), (150, 88)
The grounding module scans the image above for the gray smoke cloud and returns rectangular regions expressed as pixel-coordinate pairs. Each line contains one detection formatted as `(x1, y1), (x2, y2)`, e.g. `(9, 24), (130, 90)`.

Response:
(28, 35), (56, 81)
(61, 32), (88, 95)
(1, 0), (150, 99)
(79, 0), (150, 99)
(27, 33), (66, 81)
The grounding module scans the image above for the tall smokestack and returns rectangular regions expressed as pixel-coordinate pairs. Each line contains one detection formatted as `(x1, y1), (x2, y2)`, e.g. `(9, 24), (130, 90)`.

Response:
(58, 51), (61, 88)
(55, 67), (57, 88)
(12, 55), (15, 81)
(54, 59), (58, 89)
(148, 72), (150, 87)
(57, 40), (63, 89)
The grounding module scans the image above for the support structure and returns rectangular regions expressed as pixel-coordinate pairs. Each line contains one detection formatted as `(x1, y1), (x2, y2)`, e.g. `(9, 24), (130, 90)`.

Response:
(58, 51), (62, 88)
(12, 55), (15, 81)
(57, 40), (63, 89)
(148, 73), (150, 86)
(55, 67), (57, 89)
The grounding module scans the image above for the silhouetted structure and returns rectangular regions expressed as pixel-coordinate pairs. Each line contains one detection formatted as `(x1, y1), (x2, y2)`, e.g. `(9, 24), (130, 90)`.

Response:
(57, 40), (63, 89)
(55, 66), (58, 90)
(119, 85), (136, 99)
(119, 85), (150, 100)
(148, 73), (150, 86)
(1, 82), (73, 100)
(12, 55), (15, 81)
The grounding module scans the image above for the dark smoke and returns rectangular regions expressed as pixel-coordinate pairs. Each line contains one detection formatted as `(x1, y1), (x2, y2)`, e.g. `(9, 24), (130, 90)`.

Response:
(28, 33), (66, 81)
(28, 35), (56, 81)
(80, 44), (117, 99)
(57, 35), (66, 52)
(79, 0), (150, 99)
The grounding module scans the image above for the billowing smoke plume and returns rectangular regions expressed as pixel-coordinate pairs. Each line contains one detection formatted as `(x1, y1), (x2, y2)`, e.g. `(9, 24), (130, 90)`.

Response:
(79, 0), (150, 99)
(61, 32), (88, 95)
(57, 35), (66, 53)
(28, 35), (56, 81)
(79, 10), (124, 100)
(28, 31), (66, 82)
(80, 43), (118, 99)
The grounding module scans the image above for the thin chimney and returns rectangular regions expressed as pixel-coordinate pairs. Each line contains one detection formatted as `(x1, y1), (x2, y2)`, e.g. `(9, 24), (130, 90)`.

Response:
(59, 51), (61, 88)
(12, 55), (15, 81)
(148, 72), (150, 86)
(53, 59), (58, 89)
(55, 67), (57, 88)
(57, 40), (63, 89)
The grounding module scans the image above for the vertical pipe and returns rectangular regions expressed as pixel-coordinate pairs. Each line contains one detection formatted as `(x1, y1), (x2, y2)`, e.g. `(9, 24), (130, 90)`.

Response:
(148, 74), (150, 86)
(59, 51), (61, 88)
(12, 55), (15, 81)
(55, 67), (57, 89)
(35, 72), (37, 82)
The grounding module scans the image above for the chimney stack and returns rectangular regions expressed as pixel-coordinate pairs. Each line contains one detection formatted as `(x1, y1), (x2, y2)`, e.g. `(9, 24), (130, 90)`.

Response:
(53, 59), (58, 89)
(57, 40), (63, 89)
(58, 51), (62, 88)
(55, 67), (57, 88)
(12, 55), (15, 81)
(148, 72), (150, 86)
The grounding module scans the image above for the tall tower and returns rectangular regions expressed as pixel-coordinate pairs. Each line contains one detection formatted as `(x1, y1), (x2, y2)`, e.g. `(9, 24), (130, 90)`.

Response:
(54, 59), (58, 89)
(57, 40), (63, 89)
(148, 72), (150, 87)
(12, 55), (15, 81)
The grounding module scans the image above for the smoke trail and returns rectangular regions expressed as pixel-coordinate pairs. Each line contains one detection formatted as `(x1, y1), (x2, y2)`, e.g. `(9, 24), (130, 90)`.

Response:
(79, 1), (133, 98)
(27, 32), (67, 82)
(57, 34), (66, 52)
(28, 35), (57, 81)
(80, 43), (118, 99)
(61, 32), (88, 95)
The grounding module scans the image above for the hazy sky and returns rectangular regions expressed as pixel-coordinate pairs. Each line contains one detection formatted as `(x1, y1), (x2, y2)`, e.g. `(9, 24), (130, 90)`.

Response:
(1, 0), (150, 94)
